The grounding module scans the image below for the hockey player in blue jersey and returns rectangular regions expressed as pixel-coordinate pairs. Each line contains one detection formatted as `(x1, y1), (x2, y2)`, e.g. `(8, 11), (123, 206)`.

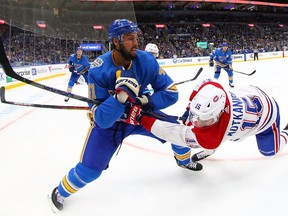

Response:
(48, 19), (199, 212)
(209, 41), (234, 87)
(64, 47), (90, 102)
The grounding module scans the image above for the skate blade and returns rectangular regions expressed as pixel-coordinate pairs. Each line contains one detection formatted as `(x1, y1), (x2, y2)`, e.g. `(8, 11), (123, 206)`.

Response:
(47, 194), (61, 213)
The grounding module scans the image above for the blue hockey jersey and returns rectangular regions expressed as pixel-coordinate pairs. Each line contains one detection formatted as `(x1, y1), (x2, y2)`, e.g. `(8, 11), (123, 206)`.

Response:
(210, 48), (232, 66)
(88, 50), (178, 128)
(67, 53), (90, 73)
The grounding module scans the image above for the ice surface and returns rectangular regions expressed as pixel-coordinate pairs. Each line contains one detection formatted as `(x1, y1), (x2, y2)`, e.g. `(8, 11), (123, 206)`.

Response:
(0, 58), (288, 216)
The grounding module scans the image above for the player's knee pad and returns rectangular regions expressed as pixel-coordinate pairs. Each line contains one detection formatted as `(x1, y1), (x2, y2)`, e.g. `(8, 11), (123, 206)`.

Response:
(68, 80), (76, 88)
(214, 71), (220, 79)
(75, 162), (102, 183)
(227, 70), (233, 77)
(83, 74), (89, 83)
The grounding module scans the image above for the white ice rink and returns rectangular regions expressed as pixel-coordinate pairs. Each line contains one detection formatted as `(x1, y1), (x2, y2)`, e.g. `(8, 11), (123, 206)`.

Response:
(1, 58), (288, 216)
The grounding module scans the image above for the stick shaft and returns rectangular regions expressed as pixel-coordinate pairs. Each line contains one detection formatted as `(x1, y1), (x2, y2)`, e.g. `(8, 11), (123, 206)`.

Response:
(0, 37), (100, 105)
(0, 86), (89, 110)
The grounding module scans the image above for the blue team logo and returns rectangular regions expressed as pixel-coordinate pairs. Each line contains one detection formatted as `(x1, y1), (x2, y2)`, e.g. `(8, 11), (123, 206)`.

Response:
(91, 58), (103, 68)
(31, 68), (37, 76)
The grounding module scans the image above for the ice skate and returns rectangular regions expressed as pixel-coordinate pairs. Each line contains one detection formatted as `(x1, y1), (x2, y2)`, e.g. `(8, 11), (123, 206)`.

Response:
(229, 83), (234, 88)
(192, 150), (213, 161)
(175, 157), (203, 171)
(64, 96), (70, 102)
(48, 187), (65, 213)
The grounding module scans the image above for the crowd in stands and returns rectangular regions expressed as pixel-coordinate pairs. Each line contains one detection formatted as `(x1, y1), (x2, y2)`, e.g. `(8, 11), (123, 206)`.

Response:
(0, 12), (287, 66)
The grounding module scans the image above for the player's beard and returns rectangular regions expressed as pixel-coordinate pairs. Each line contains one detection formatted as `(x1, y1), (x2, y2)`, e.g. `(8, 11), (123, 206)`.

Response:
(119, 44), (136, 61)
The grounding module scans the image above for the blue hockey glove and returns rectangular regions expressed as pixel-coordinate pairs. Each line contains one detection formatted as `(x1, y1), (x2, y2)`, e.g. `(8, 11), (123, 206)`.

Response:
(181, 105), (192, 125)
(209, 59), (214, 67)
(69, 66), (75, 72)
(181, 109), (189, 124)
(78, 67), (88, 75)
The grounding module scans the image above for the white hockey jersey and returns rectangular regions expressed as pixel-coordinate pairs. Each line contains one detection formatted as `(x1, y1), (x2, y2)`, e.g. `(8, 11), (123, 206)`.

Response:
(140, 81), (286, 155)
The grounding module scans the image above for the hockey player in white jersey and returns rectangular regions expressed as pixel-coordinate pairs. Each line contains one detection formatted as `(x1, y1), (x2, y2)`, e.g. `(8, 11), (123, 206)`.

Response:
(125, 80), (288, 164)
(145, 43), (159, 58)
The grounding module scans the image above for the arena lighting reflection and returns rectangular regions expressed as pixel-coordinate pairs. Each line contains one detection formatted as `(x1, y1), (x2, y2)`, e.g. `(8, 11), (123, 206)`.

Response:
(84, 0), (288, 8)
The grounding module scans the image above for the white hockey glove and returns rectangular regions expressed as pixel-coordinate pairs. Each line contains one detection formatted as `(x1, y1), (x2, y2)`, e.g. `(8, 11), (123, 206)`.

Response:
(114, 68), (139, 104)
(87, 104), (98, 126)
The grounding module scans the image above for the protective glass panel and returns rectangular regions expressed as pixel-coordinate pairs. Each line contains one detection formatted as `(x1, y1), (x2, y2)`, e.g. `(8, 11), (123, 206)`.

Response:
(0, 0), (137, 65)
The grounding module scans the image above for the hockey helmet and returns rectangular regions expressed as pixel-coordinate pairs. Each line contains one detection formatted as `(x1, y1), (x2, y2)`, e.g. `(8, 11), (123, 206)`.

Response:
(189, 84), (226, 126)
(220, 42), (229, 47)
(108, 19), (140, 41)
(145, 43), (159, 57)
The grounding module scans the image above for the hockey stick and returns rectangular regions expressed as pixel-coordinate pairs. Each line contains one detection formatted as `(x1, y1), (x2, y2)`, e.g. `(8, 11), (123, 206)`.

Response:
(0, 37), (100, 105)
(174, 67), (203, 85)
(0, 86), (89, 110)
(233, 70), (256, 76)
(0, 85), (183, 119)
(143, 67), (203, 94)
(0, 37), (193, 120)
(143, 111), (185, 121)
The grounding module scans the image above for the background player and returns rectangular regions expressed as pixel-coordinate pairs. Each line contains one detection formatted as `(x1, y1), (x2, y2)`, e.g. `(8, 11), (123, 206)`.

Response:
(143, 43), (159, 95)
(64, 47), (90, 102)
(145, 43), (159, 58)
(209, 40), (234, 87)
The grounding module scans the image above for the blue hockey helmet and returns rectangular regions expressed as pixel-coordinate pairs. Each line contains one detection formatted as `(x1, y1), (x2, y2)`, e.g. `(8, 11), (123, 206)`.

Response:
(108, 19), (140, 41)
(220, 42), (229, 47)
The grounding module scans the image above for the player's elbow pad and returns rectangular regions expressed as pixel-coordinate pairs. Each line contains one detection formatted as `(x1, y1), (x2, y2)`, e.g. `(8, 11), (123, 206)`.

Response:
(94, 97), (126, 128)
(163, 91), (179, 106)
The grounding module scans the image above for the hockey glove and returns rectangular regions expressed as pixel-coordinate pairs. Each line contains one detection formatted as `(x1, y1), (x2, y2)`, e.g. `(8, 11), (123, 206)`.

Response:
(69, 65), (75, 72)
(120, 103), (142, 125)
(134, 94), (154, 112)
(229, 65), (233, 71)
(181, 107), (190, 125)
(115, 68), (139, 104)
(182, 90), (198, 126)
(87, 104), (98, 126)
(78, 67), (88, 75)
(209, 59), (214, 67)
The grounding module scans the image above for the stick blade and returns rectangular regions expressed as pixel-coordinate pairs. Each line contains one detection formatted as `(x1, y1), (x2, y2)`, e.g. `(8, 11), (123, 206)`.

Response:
(174, 67), (203, 85)
(249, 70), (256, 76)
(193, 67), (203, 81)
